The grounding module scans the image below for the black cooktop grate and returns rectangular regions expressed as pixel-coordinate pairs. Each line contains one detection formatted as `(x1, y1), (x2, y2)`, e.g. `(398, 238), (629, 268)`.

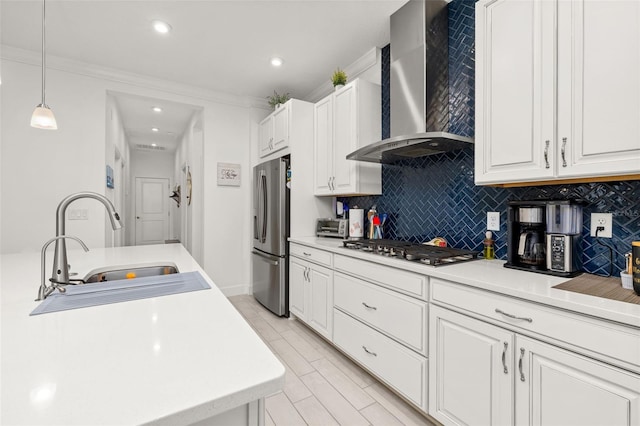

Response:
(342, 239), (479, 266)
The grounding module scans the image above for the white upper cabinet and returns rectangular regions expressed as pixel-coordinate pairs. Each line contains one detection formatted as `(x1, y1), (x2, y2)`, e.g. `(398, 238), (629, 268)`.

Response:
(259, 101), (290, 158)
(475, 0), (640, 185)
(557, 0), (640, 178)
(314, 79), (382, 196)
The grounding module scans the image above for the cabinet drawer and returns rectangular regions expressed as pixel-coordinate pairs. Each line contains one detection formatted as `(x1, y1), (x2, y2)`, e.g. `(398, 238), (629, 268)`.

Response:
(431, 279), (640, 373)
(333, 309), (427, 409)
(334, 272), (428, 355)
(290, 244), (332, 267)
(334, 255), (427, 300)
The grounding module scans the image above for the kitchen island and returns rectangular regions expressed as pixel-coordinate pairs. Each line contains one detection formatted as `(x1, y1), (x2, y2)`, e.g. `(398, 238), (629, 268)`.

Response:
(1, 243), (284, 425)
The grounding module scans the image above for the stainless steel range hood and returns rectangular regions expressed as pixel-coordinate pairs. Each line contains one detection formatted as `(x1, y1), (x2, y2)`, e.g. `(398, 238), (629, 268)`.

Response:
(347, 0), (473, 164)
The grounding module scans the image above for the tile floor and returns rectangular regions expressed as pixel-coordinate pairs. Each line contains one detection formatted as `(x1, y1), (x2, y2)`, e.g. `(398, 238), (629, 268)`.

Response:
(228, 294), (437, 426)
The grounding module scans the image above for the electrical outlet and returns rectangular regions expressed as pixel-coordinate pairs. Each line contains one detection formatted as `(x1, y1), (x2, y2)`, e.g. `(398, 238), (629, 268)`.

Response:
(487, 212), (500, 231)
(67, 209), (89, 220)
(590, 213), (612, 238)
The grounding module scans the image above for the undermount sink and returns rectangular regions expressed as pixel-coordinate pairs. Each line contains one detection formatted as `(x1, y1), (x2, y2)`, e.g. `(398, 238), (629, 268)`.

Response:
(82, 262), (179, 283)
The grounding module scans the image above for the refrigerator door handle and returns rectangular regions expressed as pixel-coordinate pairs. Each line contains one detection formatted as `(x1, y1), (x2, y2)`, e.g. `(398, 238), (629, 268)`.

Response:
(261, 174), (268, 243)
(252, 250), (279, 266)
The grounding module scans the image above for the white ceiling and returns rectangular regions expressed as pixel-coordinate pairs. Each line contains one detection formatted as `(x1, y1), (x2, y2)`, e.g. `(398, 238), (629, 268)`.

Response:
(1, 0), (407, 152)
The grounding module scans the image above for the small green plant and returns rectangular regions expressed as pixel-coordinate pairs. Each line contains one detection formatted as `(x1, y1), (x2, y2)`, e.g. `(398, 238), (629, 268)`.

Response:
(331, 68), (348, 87)
(266, 91), (290, 109)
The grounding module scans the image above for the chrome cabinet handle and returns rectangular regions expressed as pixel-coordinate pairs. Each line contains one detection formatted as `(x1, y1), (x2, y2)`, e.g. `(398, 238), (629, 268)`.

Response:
(519, 348), (525, 382)
(304, 267), (310, 282)
(495, 309), (533, 323)
(302, 252), (311, 256)
(544, 140), (550, 169)
(362, 346), (377, 357)
(561, 137), (567, 167)
(502, 342), (508, 374)
(362, 302), (377, 310)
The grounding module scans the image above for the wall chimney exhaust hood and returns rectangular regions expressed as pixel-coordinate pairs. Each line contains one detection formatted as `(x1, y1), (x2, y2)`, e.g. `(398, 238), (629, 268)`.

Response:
(347, 0), (473, 164)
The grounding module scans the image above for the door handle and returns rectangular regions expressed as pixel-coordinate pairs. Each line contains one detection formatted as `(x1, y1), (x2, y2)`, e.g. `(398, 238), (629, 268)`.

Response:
(136, 216), (140, 219)
(519, 348), (526, 382)
(561, 137), (567, 167)
(362, 346), (377, 357)
(261, 174), (267, 243)
(544, 140), (550, 169)
(495, 309), (533, 323)
(252, 250), (279, 265)
(502, 342), (508, 374)
(362, 302), (377, 310)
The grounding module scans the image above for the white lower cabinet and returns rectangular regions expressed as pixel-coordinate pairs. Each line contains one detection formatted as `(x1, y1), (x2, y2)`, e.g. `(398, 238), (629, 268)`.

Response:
(289, 255), (333, 340)
(333, 309), (427, 409)
(429, 305), (640, 426)
(516, 335), (640, 426)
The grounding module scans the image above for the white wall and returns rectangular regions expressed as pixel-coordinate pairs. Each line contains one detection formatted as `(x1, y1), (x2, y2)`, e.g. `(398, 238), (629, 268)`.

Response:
(1, 49), (266, 296)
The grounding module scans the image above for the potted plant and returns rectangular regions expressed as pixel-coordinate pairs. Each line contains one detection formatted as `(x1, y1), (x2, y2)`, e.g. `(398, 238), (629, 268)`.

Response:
(266, 91), (290, 109)
(331, 68), (347, 90)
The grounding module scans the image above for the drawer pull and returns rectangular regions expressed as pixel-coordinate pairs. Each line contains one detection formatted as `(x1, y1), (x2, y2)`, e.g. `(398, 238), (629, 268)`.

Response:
(502, 342), (508, 374)
(362, 302), (377, 310)
(362, 345), (377, 357)
(303, 252), (311, 256)
(495, 309), (533, 323)
(519, 348), (526, 382)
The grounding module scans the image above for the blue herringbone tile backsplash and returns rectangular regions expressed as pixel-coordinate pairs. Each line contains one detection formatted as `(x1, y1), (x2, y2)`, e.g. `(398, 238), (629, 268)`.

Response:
(341, 0), (640, 276)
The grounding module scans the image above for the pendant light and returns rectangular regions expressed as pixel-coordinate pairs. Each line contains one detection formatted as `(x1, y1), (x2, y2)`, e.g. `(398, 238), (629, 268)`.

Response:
(31, 0), (57, 130)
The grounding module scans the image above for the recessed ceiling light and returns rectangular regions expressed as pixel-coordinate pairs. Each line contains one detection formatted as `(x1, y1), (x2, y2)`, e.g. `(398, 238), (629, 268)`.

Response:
(152, 20), (172, 34)
(152, 106), (162, 113)
(270, 57), (284, 67)
(151, 127), (159, 132)
(151, 143), (158, 147)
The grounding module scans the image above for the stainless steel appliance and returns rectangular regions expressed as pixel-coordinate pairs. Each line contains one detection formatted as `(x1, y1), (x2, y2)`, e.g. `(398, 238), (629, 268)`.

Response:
(346, 0), (473, 164)
(252, 156), (290, 316)
(546, 201), (583, 275)
(342, 239), (479, 266)
(316, 218), (349, 239)
(506, 200), (583, 277)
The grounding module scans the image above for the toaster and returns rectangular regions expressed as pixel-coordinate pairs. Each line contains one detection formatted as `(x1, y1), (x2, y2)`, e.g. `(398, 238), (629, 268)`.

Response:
(316, 218), (349, 238)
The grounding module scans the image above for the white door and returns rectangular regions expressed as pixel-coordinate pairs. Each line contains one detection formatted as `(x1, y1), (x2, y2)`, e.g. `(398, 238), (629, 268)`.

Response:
(332, 83), (357, 193)
(429, 305), (514, 426)
(557, 0), (640, 178)
(308, 264), (333, 340)
(135, 177), (169, 245)
(516, 335), (640, 426)
(314, 96), (333, 194)
(289, 257), (307, 320)
(475, 0), (556, 184)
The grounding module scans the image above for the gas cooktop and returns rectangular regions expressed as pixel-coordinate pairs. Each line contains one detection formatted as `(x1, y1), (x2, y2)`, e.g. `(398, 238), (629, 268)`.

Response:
(342, 239), (479, 266)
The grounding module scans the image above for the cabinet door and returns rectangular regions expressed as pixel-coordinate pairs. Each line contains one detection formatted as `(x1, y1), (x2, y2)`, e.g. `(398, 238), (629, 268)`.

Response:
(259, 117), (273, 158)
(557, 0), (640, 178)
(272, 104), (290, 152)
(332, 83), (358, 193)
(314, 96), (333, 195)
(308, 264), (333, 340)
(475, 0), (556, 184)
(516, 335), (640, 426)
(429, 305), (514, 426)
(289, 257), (307, 320)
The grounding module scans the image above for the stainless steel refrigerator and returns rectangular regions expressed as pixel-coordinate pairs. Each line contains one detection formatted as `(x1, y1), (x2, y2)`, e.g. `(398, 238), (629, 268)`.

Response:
(252, 156), (290, 317)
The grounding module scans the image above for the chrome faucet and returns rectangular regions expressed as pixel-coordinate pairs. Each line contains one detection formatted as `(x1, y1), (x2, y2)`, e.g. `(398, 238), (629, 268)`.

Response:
(50, 192), (122, 287)
(37, 235), (89, 301)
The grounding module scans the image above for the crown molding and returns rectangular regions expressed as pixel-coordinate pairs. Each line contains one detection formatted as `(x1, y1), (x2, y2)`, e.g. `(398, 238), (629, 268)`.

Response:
(0, 45), (271, 110)
(303, 47), (381, 103)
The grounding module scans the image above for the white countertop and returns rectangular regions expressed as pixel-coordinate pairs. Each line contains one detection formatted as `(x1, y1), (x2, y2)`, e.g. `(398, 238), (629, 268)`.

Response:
(1, 244), (284, 425)
(290, 237), (640, 328)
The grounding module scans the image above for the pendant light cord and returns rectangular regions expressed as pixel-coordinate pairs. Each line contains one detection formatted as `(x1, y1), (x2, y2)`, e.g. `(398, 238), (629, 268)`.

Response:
(41, 0), (46, 106)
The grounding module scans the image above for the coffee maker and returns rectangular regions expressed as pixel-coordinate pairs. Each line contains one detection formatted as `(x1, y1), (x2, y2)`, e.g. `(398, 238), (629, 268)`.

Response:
(506, 200), (583, 277)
